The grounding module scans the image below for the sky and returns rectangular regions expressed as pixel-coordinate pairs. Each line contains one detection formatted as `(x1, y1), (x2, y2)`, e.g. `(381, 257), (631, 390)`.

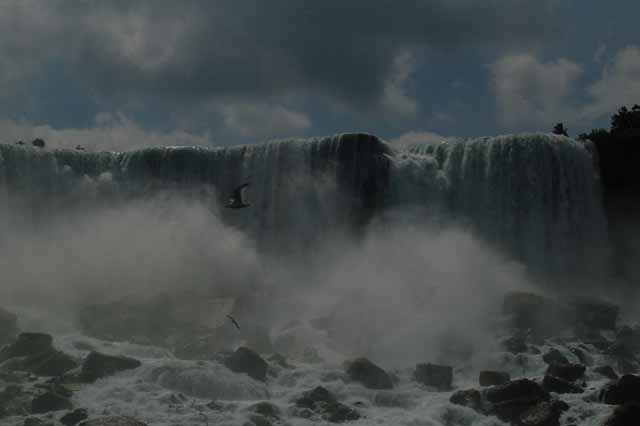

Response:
(1, 0), (640, 149)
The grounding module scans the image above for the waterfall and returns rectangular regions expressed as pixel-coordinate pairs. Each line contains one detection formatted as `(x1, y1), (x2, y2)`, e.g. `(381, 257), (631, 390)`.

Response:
(0, 132), (608, 277)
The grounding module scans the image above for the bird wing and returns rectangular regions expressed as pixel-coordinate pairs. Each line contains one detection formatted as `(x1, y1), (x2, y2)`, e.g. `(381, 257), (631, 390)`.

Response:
(232, 183), (250, 202)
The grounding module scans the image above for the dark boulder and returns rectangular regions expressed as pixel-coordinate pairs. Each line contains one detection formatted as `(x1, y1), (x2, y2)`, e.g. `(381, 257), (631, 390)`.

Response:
(502, 292), (567, 338)
(80, 352), (141, 383)
(600, 374), (640, 405)
(501, 335), (528, 354)
(1, 384), (30, 418)
(0, 307), (19, 347)
(61, 408), (89, 426)
(24, 418), (55, 426)
(32, 138), (45, 148)
(346, 358), (393, 390)
(79, 418), (148, 426)
(23, 350), (78, 377)
(0, 333), (78, 377)
(413, 363), (452, 390)
(295, 386), (336, 409)
(294, 386), (359, 423)
(31, 391), (72, 414)
(604, 402), (640, 426)
(545, 363), (585, 382)
(479, 371), (510, 387)
(452, 379), (554, 425)
(542, 349), (569, 366)
(594, 365), (619, 380)
(517, 400), (569, 426)
(450, 389), (483, 412)
(0, 333), (53, 360)
(542, 375), (584, 394)
(224, 347), (267, 382)
(568, 297), (619, 331)
(248, 402), (280, 419)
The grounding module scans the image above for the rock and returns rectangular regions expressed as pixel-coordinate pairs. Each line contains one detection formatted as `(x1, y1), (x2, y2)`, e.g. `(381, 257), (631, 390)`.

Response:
(600, 374), (640, 405)
(1, 384), (30, 418)
(0, 333), (78, 377)
(502, 292), (567, 338)
(80, 352), (141, 383)
(248, 402), (280, 419)
(569, 297), (619, 331)
(24, 418), (55, 426)
(23, 350), (78, 377)
(594, 365), (619, 380)
(450, 389), (483, 412)
(542, 349), (569, 366)
(545, 363), (585, 382)
(31, 391), (72, 414)
(501, 335), (528, 354)
(479, 371), (510, 387)
(224, 347), (268, 382)
(61, 408), (89, 425)
(413, 363), (452, 390)
(79, 417), (148, 426)
(604, 402), (640, 426)
(569, 347), (589, 365)
(0, 333), (53, 361)
(32, 139), (45, 148)
(452, 379), (552, 424)
(267, 353), (292, 369)
(542, 375), (584, 394)
(517, 400), (569, 426)
(346, 358), (393, 390)
(294, 386), (359, 423)
(0, 307), (19, 347)
(484, 379), (550, 423)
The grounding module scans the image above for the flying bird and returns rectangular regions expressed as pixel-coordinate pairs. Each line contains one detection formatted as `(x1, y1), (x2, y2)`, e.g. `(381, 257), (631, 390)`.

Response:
(226, 183), (251, 209)
(227, 315), (240, 330)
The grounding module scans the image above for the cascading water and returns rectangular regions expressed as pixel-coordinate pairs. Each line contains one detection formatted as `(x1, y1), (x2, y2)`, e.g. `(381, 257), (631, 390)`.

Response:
(0, 132), (608, 278)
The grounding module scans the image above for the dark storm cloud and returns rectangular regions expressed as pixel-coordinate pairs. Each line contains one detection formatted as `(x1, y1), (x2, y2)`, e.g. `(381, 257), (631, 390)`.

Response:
(1, 0), (561, 105)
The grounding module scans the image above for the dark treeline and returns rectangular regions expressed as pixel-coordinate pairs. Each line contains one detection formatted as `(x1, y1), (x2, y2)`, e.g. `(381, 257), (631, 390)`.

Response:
(558, 105), (640, 281)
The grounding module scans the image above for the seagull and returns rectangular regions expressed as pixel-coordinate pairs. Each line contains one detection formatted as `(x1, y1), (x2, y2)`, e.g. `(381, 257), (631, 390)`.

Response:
(226, 183), (251, 209)
(227, 315), (241, 330)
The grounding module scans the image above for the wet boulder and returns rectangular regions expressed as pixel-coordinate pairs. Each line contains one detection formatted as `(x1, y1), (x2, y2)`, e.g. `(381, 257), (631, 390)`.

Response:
(294, 386), (360, 423)
(248, 401), (280, 419)
(600, 374), (640, 405)
(451, 379), (555, 425)
(479, 371), (510, 387)
(0, 333), (78, 377)
(346, 358), (393, 390)
(517, 400), (569, 426)
(542, 375), (584, 394)
(604, 402), (640, 426)
(502, 291), (567, 338)
(542, 348), (569, 366)
(0, 384), (31, 418)
(545, 363), (585, 382)
(224, 347), (268, 382)
(32, 138), (45, 148)
(61, 408), (89, 426)
(0, 307), (19, 347)
(594, 365), (619, 380)
(80, 352), (141, 383)
(0, 333), (53, 360)
(31, 391), (72, 414)
(568, 297), (619, 331)
(413, 363), (452, 390)
(78, 417), (148, 426)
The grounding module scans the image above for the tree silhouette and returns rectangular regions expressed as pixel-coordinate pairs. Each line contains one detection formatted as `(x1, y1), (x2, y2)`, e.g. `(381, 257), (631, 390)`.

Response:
(552, 123), (568, 136)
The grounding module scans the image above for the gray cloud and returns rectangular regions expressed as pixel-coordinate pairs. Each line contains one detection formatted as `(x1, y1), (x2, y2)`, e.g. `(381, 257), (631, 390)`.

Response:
(1, 0), (561, 108)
